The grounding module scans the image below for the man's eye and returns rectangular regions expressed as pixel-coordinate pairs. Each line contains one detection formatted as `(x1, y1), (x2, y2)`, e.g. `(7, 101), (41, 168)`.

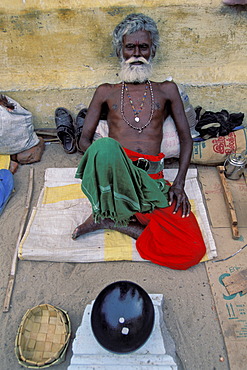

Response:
(126, 45), (134, 49)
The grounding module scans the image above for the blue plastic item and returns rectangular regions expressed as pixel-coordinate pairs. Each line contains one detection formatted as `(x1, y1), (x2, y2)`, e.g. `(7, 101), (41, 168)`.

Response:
(0, 169), (14, 215)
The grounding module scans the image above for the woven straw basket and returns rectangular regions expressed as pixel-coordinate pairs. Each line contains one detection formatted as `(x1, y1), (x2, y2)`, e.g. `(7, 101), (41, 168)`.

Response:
(15, 304), (71, 368)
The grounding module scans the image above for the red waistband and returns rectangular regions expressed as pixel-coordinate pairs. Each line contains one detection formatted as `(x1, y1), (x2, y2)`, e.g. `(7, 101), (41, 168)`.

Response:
(123, 147), (165, 180)
(123, 147), (165, 161)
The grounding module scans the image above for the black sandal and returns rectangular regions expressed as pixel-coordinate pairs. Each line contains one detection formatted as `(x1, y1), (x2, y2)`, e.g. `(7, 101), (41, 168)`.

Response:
(55, 107), (76, 154)
(75, 108), (87, 153)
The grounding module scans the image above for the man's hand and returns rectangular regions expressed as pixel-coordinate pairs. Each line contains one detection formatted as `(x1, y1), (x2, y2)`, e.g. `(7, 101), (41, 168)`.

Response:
(168, 184), (191, 218)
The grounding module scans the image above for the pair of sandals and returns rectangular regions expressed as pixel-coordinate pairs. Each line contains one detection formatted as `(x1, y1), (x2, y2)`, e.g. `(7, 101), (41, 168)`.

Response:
(55, 107), (87, 154)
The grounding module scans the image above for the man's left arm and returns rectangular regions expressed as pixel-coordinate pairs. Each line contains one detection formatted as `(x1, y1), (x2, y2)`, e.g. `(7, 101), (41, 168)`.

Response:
(166, 82), (193, 217)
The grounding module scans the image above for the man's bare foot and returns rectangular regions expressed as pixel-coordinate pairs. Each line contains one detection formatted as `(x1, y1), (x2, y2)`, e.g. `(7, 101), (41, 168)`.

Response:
(72, 214), (114, 240)
(72, 214), (145, 240)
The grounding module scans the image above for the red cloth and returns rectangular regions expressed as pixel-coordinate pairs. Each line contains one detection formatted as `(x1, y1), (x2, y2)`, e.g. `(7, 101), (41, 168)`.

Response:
(124, 147), (206, 270)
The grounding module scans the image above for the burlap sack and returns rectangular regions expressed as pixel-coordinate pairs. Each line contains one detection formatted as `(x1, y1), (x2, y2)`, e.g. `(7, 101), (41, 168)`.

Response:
(191, 128), (247, 165)
(0, 96), (39, 155)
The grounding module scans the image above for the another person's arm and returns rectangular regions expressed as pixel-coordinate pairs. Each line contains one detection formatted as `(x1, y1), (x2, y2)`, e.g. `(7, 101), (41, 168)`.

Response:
(166, 82), (193, 217)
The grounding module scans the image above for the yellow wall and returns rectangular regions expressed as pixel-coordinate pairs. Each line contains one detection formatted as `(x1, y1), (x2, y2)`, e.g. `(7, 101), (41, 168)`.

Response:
(1, 0), (246, 126)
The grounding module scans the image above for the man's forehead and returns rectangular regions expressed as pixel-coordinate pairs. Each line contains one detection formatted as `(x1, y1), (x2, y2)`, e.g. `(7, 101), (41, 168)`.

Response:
(123, 30), (152, 44)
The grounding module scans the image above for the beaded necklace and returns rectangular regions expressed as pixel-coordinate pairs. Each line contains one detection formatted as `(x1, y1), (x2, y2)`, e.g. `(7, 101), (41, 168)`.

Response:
(120, 80), (154, 134)
(125, 81), (148, 122)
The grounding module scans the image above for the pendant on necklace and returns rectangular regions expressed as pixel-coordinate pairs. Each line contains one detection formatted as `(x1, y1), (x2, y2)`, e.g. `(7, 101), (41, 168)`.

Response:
(138, 128), (142, 133)
(135, 116), (140, 122)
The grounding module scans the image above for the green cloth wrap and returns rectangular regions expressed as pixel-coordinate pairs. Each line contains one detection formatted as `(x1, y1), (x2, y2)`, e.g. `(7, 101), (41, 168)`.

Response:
(75, 138), (170, 226)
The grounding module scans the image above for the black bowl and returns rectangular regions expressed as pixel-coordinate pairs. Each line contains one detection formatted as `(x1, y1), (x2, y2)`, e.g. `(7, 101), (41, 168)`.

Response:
(91, 280), (154, 354)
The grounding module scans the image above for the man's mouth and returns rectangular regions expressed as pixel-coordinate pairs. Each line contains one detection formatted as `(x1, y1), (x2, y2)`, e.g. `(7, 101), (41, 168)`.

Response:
(130, 61), (143, 65)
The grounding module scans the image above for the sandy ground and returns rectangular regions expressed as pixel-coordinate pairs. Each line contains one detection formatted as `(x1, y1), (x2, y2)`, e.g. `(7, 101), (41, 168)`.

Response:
(0, 142), (230, 370)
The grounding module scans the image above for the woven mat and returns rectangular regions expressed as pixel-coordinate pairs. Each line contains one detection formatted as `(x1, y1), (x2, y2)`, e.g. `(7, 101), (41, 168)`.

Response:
(19, 168), (217, 263)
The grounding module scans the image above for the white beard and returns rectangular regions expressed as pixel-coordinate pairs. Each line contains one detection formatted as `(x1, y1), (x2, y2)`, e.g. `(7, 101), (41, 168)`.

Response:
(119, 57), (153, 83)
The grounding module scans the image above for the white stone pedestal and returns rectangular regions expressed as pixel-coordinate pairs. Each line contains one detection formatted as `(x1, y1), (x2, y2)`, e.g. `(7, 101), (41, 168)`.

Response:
(68, 294), (177, 369)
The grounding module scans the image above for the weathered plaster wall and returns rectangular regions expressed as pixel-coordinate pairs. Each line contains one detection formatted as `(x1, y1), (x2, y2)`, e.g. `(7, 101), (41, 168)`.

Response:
(0, 0), (246, 126)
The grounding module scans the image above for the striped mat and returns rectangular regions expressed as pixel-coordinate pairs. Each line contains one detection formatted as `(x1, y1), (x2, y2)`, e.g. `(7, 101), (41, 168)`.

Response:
(19, 168), (217, 263)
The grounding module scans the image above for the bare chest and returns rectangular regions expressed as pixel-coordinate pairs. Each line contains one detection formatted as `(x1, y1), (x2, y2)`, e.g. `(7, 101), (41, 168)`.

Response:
(106, 83), (168, 131)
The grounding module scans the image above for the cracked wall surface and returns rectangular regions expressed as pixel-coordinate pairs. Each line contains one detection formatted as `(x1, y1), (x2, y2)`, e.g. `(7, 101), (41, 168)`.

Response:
(0, 0), (246, 126)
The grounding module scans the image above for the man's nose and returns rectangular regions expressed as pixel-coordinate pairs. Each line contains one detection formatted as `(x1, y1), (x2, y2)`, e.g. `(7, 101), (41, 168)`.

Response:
(133, 45), (141, 57)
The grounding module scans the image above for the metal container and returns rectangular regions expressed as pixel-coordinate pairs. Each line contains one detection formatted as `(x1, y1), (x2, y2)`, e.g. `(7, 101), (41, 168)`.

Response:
(224, 152), (246, 180)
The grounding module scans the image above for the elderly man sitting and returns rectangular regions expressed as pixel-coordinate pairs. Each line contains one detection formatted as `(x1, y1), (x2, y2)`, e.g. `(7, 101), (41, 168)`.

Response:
(70, 13), (206, 270)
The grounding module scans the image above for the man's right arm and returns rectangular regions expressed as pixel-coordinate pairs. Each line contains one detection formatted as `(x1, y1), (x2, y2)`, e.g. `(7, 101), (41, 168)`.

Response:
(78, 84), (108, 153)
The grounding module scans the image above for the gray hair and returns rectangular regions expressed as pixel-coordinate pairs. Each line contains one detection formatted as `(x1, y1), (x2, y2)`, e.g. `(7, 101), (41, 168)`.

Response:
(113, 13), (160, 58)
